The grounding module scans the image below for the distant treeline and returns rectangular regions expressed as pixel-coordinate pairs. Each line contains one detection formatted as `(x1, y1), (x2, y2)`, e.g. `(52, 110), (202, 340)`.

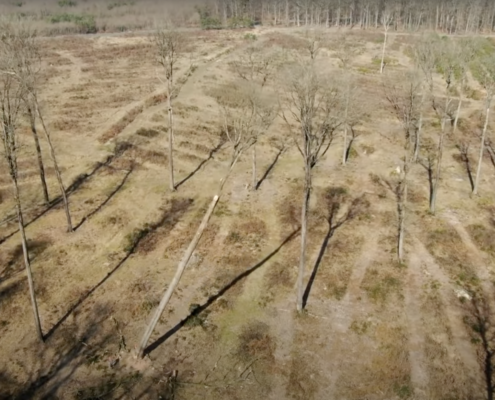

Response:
(3, 0), (495, 35)
(197, 0), (495, 33)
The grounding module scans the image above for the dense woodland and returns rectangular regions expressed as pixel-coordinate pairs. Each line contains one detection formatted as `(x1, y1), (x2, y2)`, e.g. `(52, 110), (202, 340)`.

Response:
(2, 0), (495, 34)
(196, 0), (495, 33)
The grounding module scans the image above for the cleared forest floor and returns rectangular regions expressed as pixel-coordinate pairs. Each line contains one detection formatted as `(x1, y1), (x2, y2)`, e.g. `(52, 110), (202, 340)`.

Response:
(1, 27), (495, 399)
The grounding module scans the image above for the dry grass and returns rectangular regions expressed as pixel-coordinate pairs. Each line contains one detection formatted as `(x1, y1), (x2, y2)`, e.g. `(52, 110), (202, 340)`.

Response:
(424, 220), (479, 288)
(466, 223), (495, 257)
(286, 350), (321, 400)
(361, 263), (404, 305)
(99, 105), (144, 143)
(236, 321), (275, 361)
(335, 324), (411, 399)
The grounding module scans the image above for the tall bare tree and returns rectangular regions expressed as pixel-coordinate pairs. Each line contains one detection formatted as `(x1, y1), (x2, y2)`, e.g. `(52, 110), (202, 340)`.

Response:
(3, 21), (73, 231)
(339, 71), (367, 165)
(452, 38), (477, 135)
(427, 36), (459, 214)
(229, 45), (282, 189)
(1, 22), (49, 204)
(472, 47), (495, 196)
(282, 63), (340, 311)
(154, 26), (184, 192)
(412, 34), (437, 162)
(379, 7), (393, 74)
(384, 71), (422, 262)
(0, 47), (43, 341)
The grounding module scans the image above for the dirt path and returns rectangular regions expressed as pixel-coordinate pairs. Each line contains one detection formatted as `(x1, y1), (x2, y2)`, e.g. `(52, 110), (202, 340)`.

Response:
(405, 249), (430, 397)
(412, 237), (483, 388)
(444, 210), (494, 297)
(317, 230), (379, 398)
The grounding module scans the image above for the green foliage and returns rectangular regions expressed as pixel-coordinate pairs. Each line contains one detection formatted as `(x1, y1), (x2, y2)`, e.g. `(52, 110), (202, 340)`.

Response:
(371, 55), (397, 66)
(195, 5), (222, 30)
(228, 16), (254, 28)
(244, 33), (257, 41)
(107, 1), (134, 10)
(469, 38), (495, 87)
(49, 13), (97, 33)
(58, 0), (77, 7)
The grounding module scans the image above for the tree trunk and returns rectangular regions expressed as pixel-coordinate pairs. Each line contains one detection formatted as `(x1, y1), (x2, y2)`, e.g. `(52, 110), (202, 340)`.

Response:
(35, 100), (72, 232)
(12, 176), (43, 341)
(28, 105), (49, 205)
(414, 112), (423, 162)
(167, 79), (175, 191)
(285, 0), (289, 25)
(430, 129), (445, 214)
(414, 90), (428, 162)
(380, 29), (388, 74)
(397, 161), (408, 263)
(342, 86), (350, 165)
(473, 101), (491, 195)
(296, 166), (310, 312)
(252, 143), (257, 190)
(453, 84), (463, 134)
(342, 124), (348, 165)
(137, 194), (220, 358)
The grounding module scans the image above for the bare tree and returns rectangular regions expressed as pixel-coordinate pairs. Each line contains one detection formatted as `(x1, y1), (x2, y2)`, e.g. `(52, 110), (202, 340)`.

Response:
(282, 63), (340, 311)
(379, 8), (393, 74)
(154, 26), (184, 192)
(332, 32), (362, 69)
(452, 38), (477, 135)
(427, 37), (459, 214)
(2, 21), (73, 231)
(229, 45), (282, 189)
(339, 71), (367, 165)
(0, 49), (43, 341)
(384, 71), (422, 262)
(472, 50), (495, 196)
(1, 22), (49, 204)
(303, 28), (324, 61)
(412, 34), (437, 162)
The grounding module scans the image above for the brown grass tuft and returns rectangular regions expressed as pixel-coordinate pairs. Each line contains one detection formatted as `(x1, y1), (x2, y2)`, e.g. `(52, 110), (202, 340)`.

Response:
(99, 105), (144, 143)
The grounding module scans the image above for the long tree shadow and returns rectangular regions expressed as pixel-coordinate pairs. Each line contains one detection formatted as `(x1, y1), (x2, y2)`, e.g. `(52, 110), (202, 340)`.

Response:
(176, 139), (225, 189)
(302, 187), (370, 308)
(0, 302), (116, 399)
(44, 198), (193, 341)
(419, 156), (435, 207)
(74, 163), (134, 231)
(456, 143), (474, 191)
(463, 291), (495, 400)
(256, 146), (285, 190)
(143, 228), (300, 356)
(485, 139), (495, 170)
(343, 127), (360, 164)
(0, 154), (116, 245)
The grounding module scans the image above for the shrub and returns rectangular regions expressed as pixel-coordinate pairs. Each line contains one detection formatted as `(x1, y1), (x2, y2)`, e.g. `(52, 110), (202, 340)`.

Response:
(49, 13), (97, 34)
(58, 0), (77, 6)
(244, 33), (257, 41)
(195, 5), (222, 30)
(107, 1), (134, 10)
(228, 16), (254, 28)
